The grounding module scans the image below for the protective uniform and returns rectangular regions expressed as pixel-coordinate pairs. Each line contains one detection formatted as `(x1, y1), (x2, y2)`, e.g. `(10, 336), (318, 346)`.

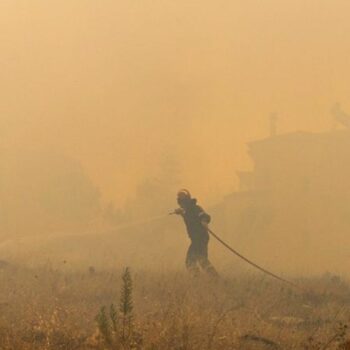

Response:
(176, 190), (218, 277)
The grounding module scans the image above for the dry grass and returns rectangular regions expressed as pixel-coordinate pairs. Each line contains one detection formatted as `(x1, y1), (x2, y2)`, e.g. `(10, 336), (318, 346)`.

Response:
(0, 264), (349, 349)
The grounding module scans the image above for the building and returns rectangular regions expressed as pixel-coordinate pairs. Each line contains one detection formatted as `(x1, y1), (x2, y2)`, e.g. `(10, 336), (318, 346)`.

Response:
(213, 128), (350, 273)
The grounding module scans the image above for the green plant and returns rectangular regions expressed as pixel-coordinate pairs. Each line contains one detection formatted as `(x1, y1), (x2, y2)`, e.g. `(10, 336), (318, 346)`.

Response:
(110, 304), (118, 333)
(119, 267), (134, 342)
(96, 306), (113, 346)
(95, 267), (135, 349)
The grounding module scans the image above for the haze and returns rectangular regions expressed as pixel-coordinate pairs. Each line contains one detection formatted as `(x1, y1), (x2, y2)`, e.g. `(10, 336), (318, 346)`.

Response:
(1, 0), (350, 274)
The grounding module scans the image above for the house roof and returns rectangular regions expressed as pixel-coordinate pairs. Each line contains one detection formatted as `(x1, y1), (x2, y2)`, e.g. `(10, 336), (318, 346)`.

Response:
(248, 129), (350, 157)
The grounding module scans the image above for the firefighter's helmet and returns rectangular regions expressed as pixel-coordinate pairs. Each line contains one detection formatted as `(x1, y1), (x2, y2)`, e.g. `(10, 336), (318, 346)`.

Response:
(177, 189), (191, 200)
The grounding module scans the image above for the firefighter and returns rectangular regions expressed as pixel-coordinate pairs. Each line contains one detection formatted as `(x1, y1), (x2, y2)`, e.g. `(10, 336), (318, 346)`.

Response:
(174, 189), (218, 277)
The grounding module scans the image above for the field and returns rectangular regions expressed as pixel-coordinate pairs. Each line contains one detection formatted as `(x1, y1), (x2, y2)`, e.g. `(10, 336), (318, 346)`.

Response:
(0, 264), (349, 350)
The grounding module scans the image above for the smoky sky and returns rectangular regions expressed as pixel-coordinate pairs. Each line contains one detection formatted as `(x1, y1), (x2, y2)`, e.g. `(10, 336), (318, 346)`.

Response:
(1, 0), (350, 205)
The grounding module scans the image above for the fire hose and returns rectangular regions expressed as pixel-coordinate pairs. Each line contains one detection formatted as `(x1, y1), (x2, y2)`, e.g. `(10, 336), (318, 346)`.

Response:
(170, 211), (299, 289)
(207, 227), (299, 289)
(106, 211), (298, 289)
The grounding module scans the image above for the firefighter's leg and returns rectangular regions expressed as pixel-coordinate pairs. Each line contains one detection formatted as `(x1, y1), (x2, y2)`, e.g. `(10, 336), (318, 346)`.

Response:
(185, 243), (200, 276)
(198, 240), (219, 277)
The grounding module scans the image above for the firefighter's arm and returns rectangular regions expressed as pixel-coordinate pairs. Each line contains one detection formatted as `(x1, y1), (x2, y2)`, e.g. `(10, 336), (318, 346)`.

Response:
(174, 208), (185, 216)
(198, 208), (211, 228)
(201, 220), (209, 230)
